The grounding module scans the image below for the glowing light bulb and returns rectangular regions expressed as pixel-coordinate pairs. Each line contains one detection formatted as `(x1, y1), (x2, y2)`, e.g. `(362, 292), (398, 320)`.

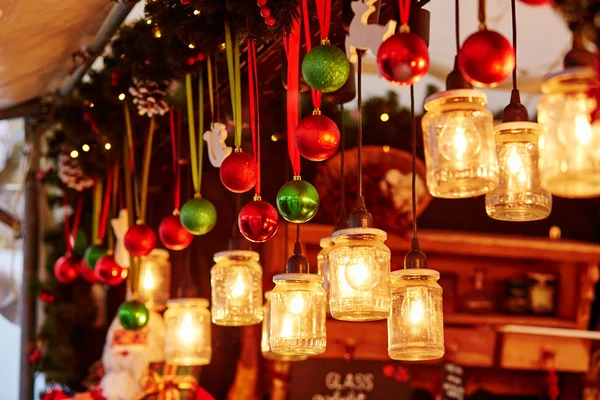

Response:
(70, 150), (79, 158)
(193, 9), (200, 15)
(82, 144), (90, 152)
(178, 313), (198, 345)
(105, 143), (112, 150)
(142, 268), (155, 290)
(286, 293), (307, 315)
(189, 44), (195, 49)
(438, 116), (481, 162)
(409, 298), (425, 325)
(118, 93), (126, 101)
(280, 315), (294, 338)
(380, 113), (390, 122)
(230, 274), (247, 299)
(344, 257), (377, 290)
(506, 146), (522, 173)
(574, 113), (592, 145)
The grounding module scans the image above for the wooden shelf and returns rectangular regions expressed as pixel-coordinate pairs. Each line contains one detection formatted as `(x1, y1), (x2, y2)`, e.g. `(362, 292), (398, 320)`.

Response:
(445, 313), (577, 329)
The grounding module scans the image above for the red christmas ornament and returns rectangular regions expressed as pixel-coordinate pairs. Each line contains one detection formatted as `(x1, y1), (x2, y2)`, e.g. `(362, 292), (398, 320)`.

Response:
(257, 0), (268, 7)
(95, 254), (128, 286)
(519, 0), (552, 4)
(187, 57), (196, 66)
(159, 214), (193, 250)
(220, 151), (257, 193)
(54, 255), (79, 284)
(28, 349), (42, 364)
(377, 32), (429, 86)
(238, 200), (279, 243)
(39, 290), (55, 304)
(180, 0), (190, 4)
(457, 30), (515, 88)
(265, 17), (276, 27)
(78, 259), (97, 283)
(196, 52), (206, 61)
(295, 114), (340, 162)
(260, 6), (272, 18)
(124, 223), (157, 256)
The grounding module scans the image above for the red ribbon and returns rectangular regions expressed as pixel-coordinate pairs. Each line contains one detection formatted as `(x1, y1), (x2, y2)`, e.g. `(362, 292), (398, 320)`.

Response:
(301, 0), (322, 110)
(98, 167), (115, 242)
(169, 108), (182, 210)
(284, 13), (302, 176)
(63, 193), (83, 254)
(316, 0), (332, 40)
(247, 39), (262, 196)
(399, 0), (410, 26)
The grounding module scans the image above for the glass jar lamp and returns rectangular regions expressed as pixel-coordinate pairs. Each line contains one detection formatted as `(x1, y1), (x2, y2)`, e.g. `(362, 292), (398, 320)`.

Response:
(537, 68), (600, 197)
(328, 228), (391, 321)
(138, 249), (171, 311)
(485, 122), (552, 221)
(261, 291), (308, 361)
(388, 269), (444, 361)
(317, 237), (334, 294)
(211, 250), (263, 326)
(421, 89), (498, 198)
(164, 298), (212, 366)
(269, 274), (327, 356)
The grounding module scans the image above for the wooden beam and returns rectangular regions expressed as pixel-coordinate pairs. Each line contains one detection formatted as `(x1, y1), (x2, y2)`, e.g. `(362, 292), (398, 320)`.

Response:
(0, 98), (47, 121)
(0, 208), (21, 236)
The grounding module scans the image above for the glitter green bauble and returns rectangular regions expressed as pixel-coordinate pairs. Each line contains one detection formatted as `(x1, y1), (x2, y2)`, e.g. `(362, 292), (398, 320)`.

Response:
(117, 300), (149, 330)
(302, 44), (350, 93)
(180, 197), (217, 235)
(276, 179), (320, 223)
(83, 245), (107, 270)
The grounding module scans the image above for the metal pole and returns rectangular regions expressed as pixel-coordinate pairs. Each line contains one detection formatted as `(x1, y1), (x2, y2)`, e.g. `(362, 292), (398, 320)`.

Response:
(20, 119), (41, 400)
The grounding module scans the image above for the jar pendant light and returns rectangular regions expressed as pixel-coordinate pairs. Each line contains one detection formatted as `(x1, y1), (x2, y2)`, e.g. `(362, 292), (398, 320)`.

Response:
(485, 122), (552, 220)
(421, 89), (498, 198)
(164, 298), (212, 366)
(261, 291), (308, 361)
(211, 250), (263, 326)
(138, 249), (171, 311)
(538, 67), (600, 197)
(269, 274), (327, 356)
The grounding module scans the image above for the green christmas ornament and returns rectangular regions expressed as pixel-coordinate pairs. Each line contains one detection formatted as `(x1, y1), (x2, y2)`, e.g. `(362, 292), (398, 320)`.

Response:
(302, 44), (350, 93)
(83, 245), (107, 270)
(276, 179), (320, 223)
(180, 197), (217, 235)
(117, 300), (149, 330)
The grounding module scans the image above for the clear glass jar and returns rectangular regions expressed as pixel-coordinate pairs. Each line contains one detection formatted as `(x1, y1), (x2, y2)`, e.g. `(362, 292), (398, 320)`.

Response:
(317, 237), (334, 294)
(261, 291), (308, 361)
(164, 298), (212, 366)
(537, 68), (600, 198)
(422, 89), (498, 198)
(485, 122), (552, 221)
(210, 250), (263, 326)
(270, 273), (327, 356)
(138, 249), (171, 311)
(328, 228), (391, 321)
(388, 269), (444, 361)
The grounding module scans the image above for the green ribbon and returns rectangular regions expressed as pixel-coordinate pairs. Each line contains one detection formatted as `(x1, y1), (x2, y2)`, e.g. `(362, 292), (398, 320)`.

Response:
(225, 22), (242, 149)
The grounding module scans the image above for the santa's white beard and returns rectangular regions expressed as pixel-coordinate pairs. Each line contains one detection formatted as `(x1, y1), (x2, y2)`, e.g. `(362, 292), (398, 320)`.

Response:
(100, 345), (150, 400)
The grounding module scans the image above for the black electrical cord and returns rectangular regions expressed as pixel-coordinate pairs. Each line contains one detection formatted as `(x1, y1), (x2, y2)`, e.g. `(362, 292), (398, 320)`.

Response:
(357, 54), (363, 199)
(454, 0), (460, 54)
(339, 103), (346, 219)
(410, 85), (418, 240)
(510, 0), (518, 91)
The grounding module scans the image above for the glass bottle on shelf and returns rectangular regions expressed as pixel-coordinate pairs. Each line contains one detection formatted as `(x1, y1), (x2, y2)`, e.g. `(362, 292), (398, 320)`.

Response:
(461, 269), (495, 314)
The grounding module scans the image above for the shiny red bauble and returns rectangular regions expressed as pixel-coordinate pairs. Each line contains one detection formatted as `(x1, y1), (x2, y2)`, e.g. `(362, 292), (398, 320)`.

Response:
(95, 255), (128, 286)
(54, 255), (79, 284)
(457, 30), (515, 88)
(295, 114), (340, 162)
(159, 214), (193, 251)
(78, 259), (97, 283)
(238, 200), (279, 243)
(124, 224), (157, 257)
(220, 151), (257, 193)
(519, 0), (552, 5)
(377, 32), (429, 86)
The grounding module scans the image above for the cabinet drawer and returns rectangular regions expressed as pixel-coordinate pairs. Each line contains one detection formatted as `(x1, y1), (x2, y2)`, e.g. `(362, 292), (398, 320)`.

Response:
(500, 332), (590, 372)
(445, 327), (495, 367)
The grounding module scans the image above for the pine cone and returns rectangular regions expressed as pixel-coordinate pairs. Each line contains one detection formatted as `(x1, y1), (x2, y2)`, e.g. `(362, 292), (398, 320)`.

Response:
(57, 153), (94, 192)
(128, 78), (170, 118)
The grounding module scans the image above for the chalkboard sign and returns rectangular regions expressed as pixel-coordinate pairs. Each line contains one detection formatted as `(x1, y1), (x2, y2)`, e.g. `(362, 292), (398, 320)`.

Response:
(441, 361), (465, 400)
(289, 359), (412, 400)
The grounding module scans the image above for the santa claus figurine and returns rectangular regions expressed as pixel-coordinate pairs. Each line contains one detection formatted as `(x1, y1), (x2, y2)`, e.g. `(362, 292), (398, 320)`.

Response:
(98, 310), (165, 400)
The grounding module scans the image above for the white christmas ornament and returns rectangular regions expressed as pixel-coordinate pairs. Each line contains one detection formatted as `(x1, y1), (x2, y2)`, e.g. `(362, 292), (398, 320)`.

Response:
(111, 209), (130, 268)
(203, 122), (232, 167)
(345, 0), (397, 64)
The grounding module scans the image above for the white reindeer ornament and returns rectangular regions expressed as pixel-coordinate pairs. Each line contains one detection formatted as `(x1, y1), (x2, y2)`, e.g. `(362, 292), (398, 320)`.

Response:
(345, 0), (397, 64)
(204, 122), (232, 167)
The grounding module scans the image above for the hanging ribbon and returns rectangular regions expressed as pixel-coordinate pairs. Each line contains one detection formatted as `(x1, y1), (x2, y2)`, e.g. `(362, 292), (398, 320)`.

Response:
(478, 0), (487, 30)
(316, 0), (332, 41)
(169, 109), (182, 211)
(301, 0), (322, 110)
(207, 55), (215, 123)
(92, 180), (102, 245)
(124, 104), (140, 224)
(284, 12), (302, 177)
(399, 0), (410, 27)
(108, 164), (119, 253)
(63, 193), (83, 254)
(225, 22), (242, 149)
(247, 39), (262, 197)
(185, 71), (205, 197)
(140, 117), (156, 222)
(98, 167), (114, 243)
